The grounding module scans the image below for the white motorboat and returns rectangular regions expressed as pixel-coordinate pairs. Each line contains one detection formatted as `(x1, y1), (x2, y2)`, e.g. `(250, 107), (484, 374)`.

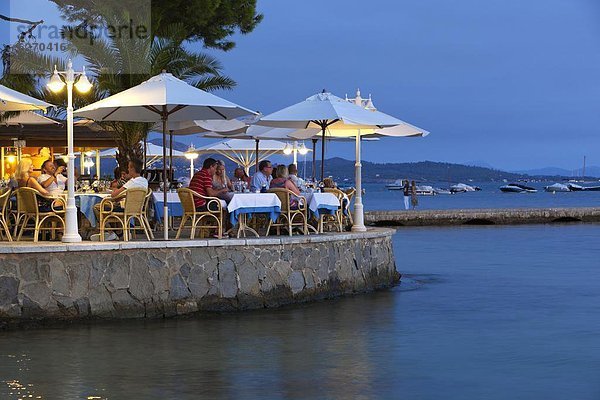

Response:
(385, 179), (405, 190)
(415, 185), (436, 196)
(434, 187), (452, 195)
(500, 183), (537, 193)
(544, 183), (570, 192)
(450, 183), (481, 193)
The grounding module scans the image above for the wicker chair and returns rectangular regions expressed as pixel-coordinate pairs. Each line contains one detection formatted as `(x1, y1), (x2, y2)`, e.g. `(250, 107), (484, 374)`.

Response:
(99, 188), (152, 241)
(0, 188), (13, 241)
(267, 188), (308, 236)
(342, 187), (355, 226)
(142, 190), (155, 240)
(15, 187), (66, 242)
(322, 188), (346, 232)
(175, 188), (224, 239)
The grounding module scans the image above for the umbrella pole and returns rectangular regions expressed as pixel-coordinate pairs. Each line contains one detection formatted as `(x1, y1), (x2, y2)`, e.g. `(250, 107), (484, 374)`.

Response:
(162, 107), (169, 240)
(311, 138), (317, 182)
(143, 135), (147, 168)
(352, 130), (366, 232)
(320, 126), (325, 181)
(169, 130), (173, 182)
(255, 139), (259, 173)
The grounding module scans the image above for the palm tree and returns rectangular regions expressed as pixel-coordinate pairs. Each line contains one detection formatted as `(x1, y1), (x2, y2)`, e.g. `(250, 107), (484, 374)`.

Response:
(7, 13), (236, 167)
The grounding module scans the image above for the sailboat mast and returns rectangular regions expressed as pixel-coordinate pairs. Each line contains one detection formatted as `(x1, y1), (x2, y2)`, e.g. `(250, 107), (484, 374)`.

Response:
(583, 155), (586, 181)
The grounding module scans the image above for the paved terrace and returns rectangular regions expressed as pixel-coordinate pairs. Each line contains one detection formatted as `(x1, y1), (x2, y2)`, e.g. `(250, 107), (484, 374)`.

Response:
(365, 207), (600, 226)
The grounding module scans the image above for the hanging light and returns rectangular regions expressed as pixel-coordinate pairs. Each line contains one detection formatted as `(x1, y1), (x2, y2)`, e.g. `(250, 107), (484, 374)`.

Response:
(298, 142), (308, 155)
(74, 66), (93, 93)
(283, 143), (293, 155)
(47, 66), (66, 93)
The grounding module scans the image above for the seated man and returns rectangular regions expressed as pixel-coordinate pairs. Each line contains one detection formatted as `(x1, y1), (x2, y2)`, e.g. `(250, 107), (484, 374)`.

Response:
(111, 158), (148, 197)
(93, 158), (148, 240)
(189, 157), (229, 211)
(38, 159), (67, 195)
(287, 163), (305, 190)
(250, 160), (273, 192)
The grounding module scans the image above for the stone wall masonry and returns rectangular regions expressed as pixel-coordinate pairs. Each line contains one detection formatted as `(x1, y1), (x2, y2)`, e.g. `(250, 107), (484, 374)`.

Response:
(366, 207), (600, 226)
(0, 229), (398, 325)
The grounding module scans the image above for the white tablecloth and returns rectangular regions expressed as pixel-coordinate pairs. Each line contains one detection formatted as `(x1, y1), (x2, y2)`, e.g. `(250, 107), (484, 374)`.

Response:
(303, 192), (340, 216)
(227, 193), (281, 225)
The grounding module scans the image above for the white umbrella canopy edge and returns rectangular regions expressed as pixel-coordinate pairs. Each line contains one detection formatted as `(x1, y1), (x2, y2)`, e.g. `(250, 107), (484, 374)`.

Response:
(74, 73), (256, 122)
(0, 83), (54, 112)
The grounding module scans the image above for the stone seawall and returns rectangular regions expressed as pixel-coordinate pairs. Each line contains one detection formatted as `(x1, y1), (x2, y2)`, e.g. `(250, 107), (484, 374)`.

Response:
(0, 229), (397, 325)
(366, 207), (600, 226)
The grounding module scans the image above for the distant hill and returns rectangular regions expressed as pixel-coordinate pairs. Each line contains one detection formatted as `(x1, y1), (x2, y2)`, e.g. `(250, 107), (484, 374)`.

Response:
(316, 158), (524, 183)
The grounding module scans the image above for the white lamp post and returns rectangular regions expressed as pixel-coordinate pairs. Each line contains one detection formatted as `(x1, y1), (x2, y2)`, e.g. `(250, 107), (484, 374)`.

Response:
(184, 144), (199, 179)
(47, 59), (93, 243)
(283, 141), (309, 165)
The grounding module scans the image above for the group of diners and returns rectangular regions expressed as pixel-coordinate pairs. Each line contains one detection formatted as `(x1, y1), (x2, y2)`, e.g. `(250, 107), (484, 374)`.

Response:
(188, 158), (310, 211)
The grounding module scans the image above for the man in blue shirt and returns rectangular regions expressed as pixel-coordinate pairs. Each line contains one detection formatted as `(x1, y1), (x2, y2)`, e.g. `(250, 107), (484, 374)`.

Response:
(250, 160), (273, 192)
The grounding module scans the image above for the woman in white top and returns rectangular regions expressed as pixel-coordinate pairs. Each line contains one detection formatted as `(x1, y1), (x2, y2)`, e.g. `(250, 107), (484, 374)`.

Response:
(212, 160), (233, 202)
(38, 160), (66, 195)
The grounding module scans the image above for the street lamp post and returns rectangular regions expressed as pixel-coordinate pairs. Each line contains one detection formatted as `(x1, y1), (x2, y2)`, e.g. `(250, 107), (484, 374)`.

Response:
(47, 59), (93, 243)
(184, 144), (199, 179)
(283, 141), (308, 165)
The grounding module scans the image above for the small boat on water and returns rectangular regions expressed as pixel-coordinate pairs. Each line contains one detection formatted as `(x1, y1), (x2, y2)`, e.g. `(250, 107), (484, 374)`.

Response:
(434, 187), (452, 195)
(567, 183), (600, 191)
(544, 183), (570, 192)
(450, 183), (481, 193)
(385, 179), (404, 190)
(415, 185), (436, 196)
(500, 183), (537, 193)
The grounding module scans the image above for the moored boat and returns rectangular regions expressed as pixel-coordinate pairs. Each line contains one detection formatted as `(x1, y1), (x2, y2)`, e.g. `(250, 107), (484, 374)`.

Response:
(544, 183), (570, 192)
(500, 183), (537, 193)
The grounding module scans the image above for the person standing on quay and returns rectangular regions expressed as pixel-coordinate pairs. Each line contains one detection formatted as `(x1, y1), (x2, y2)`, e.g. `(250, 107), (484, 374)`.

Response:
(402, 179), (410, 210)
(411, 180), (419, 210)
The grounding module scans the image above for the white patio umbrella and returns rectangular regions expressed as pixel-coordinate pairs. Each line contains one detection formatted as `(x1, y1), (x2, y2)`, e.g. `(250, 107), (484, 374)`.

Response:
(194, 138), (312, 175)
(258, 91), (427, 231)
(75, 72), (256, 239)
(0, 83), (53, 112)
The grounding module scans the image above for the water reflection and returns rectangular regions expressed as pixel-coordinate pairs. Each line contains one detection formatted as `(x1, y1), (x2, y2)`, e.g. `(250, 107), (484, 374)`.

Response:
(0, 293), (395, 400)
(2, 225), (600, 399)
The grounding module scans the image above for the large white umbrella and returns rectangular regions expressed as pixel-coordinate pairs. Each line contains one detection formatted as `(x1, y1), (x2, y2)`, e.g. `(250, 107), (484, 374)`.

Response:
(75, 72), (256, 239)
(0, 83), (53, 112)
(100, 142), (186, 164)
(258, 91), (427, 232)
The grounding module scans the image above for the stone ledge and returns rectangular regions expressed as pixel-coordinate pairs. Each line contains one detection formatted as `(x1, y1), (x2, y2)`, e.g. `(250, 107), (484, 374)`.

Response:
(0, 228), (395, 254)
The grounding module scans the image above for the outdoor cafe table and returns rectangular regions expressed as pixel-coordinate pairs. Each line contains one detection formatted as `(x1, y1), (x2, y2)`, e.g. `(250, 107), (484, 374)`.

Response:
(227, 192), (281, 238)
(153, 191), (182, 220)
(74, 192), (111, 227)
(303, 191), (340, 219)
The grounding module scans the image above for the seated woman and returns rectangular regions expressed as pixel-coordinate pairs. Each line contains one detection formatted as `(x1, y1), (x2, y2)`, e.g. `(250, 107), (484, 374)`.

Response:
(270, 165), (301, 208)
(15, 158), (49, 195)
(212, 160), (234, 203)
(15, 158), (59, 212)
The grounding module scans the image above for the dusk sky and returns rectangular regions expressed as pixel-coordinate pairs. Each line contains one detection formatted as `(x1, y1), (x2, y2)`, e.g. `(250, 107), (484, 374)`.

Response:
(4, 0), (600, 171)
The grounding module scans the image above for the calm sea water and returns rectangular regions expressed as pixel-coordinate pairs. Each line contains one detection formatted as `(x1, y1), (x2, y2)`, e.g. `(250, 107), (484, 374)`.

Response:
(1, 224), (599, 399)
(361, 181), (600, 210)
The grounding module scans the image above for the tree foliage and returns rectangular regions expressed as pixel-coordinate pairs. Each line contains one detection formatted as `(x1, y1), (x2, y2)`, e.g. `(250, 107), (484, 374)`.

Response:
(49, 0), (263, 50)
